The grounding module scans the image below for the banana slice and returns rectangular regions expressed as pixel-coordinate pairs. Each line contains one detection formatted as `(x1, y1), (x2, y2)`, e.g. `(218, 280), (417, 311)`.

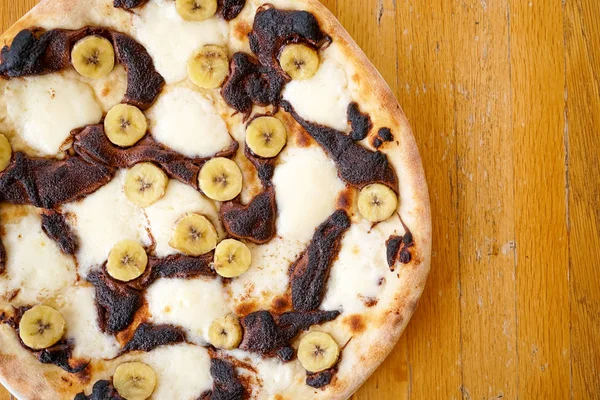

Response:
(208, 314), (243, 349)
(124, 163), (169, 208)
(107, 240), (148, 282)
(199, 158), (243, 202)
(71, 35), (115, 79)
(279, 44), (320, 80)
(297, 332), (340, 373)
(0, 133), (12, 172)
(187, 45), (229, 89)
(246, 117), (287, 158)
(113, 362), (156, 400)
(176, 0), (217, 22)
(357, 183), (398, 222)
(104, 104), (148, 147)
(169, 213), (218, 256)
(214, 239), (252, 278)
(19, 305), (66, 350)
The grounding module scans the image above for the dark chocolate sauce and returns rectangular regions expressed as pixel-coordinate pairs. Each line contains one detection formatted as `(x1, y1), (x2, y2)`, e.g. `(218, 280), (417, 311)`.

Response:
(239, 309), (339, 356)
(277, 346), (294, 362)
(36, 340), (88, 374)
(372, 127), (394, 149)
(146, 253), (215, 283)
(282, 101), (399, 192)
(385, 225), (415, 270)
(0, 238), (5, 274)
(87, 271), (142, 333)
(289, 210), (350, 312)
(41, 210), (78, 255)
(348, 102), (372, 141)
(244, 145), (275, 186)
(74, 380), (123, 400)
(385, 235), (402, 270)
(219, 0), (246, 21)
(122, 323), (186, 353)
(0, 28), (164, 109)
(220, 186), (277, 244)
(200, 358), (246, 400)
(113, 0), (148, 10)
(306, 369), (334, 388)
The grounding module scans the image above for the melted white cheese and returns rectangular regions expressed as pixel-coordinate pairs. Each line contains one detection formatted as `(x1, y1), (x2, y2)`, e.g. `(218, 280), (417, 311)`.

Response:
(147, 87), (233, 158)
(70, 66), (128, 113)
(4, 74), (102, 156)
(146, 277), (230, 344)
(273, 146), (345, 243)
(57, 285), (120, 359)
(133, 0), (230, 83)
(282, 58), (352, 132)
(143, 180), (223, 257)
(0, 213), (76, 305)
(62, 170), (151, 277)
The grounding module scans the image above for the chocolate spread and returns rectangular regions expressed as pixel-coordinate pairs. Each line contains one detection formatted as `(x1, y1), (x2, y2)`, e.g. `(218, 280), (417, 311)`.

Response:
(41, 210), (78, 255)
(74, 380), (123, 400)
(122, 323), (186, 353)
(306, 369), (334, 388)
(37, 340), (88, 374)
(348, 102), (372, 141)
(201, 359), (246, 400)
(113, 0), (148, 10)
(372, 127), (394, 149)
(220, 0), (246, 21)
(386, 228), (414, 270)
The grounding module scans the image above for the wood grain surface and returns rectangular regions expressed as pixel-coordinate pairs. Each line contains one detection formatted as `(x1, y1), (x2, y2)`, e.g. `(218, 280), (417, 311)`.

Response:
(1, 0), (599, 399)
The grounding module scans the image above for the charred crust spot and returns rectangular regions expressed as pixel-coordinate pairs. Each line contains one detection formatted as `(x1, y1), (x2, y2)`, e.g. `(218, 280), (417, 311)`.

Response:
(122, 323), (186, 353)
(220, 186), (277, 244)
(348, 103), (372, 141)
(74, 380), (123, 400)
(277, 346), (295, 362)
(344, 314), (366, 334)
(289, 210), (350, 312)
(41, 210), (78, 255)
(113, 0), (148, 10)
(202, 358), (246, 400)
(219, 0), (246, 21)
(306, 369), (334, 388)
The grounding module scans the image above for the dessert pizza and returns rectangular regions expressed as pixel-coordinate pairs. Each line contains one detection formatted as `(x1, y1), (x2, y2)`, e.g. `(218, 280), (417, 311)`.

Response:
(0, 0), (431, 398)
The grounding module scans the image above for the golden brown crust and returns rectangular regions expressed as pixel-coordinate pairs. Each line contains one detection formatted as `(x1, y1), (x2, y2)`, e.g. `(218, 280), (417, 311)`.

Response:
(0, 0), (431, 399)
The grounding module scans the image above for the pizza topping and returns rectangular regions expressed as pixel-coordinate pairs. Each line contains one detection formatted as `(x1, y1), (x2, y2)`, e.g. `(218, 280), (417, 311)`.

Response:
(88, 271), (143, 333)
(246, 116), (288, 158)
(41, 210), (78, 255)
(176, 0), (218, 21)
(219, 0), (246, 21)
(0, 28), (165, 109)
(145, 253), (215, 284)
(306, 369), (334, 388)
(208, 314), (243, 349)
(107, 240), (148, 282)
(201, 358), (246, 400)
(0, 133), (12, 173)
(71, 36), (115, 79)
(239, 309), (340, 356)
(19, 305), (66, 350)
(372, 127), (395, 149)
(0, 238), (5, 275)
(113, 362), (156, 400)
(358, 183), (398, 222)
(74, 380), (124, 400)
(277, 346), (295, 362)
(199, 158), (243, 202)
(170, 213), (218, 256)
(113, 0), (148, 10)
(188, 45), (229, 89)
(386, 225), (415, 270)
(348, 102), (373, 141)
(297, 331), (339, 373)
(386, 235), (403, 269)
(214, 239), (252, 278)
(124, 163), (169, 208)
(104, 104), (148, 148)
(290, 210), (350, 312)
(279, 44), (320, 81)
(122, 323), (186, 353)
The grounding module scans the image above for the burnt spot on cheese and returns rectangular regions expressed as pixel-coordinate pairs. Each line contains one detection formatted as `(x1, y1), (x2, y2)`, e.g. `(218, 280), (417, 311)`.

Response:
(271, 295), (291, 314)
(239, 309), (339, 356)
(306, 369), (334, 389)
(282, 101), (399, 192)
(73, 124), (238, 189)
(347, 103), (372, 141)
(335, 187), (354, 212)
(344, 314), (366, 334)
(372, 127), (395, 149)
(41, 210), (78, 255)
(0, 152), (115, 209)
(200, 358), (246, 400)
(0, 27), (164, 109)
(74, 380), (123, 400)
(113, 0), (148, 10)
(235, 300), (259, 317)
(289, 210), (350, 312)
(220, 186), (277, 244)
(87, 271), (142, 333)
(219, 0), (246, 21)
(122, 323), (186, 353)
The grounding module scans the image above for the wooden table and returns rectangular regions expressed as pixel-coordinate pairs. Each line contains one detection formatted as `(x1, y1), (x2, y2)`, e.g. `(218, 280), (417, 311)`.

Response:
(2, 0), (599, 399)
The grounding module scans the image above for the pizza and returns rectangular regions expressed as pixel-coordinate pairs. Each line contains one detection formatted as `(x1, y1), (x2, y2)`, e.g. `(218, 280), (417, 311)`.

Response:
(0, 0), (431, 398)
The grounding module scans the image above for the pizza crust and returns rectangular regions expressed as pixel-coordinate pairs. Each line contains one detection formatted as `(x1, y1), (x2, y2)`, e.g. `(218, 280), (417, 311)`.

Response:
(0, 0), (431, 399)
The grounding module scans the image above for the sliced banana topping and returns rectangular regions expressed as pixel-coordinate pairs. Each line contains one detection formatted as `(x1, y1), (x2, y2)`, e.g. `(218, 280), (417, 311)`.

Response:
(297, 332), (340, 373)
(208, 314), (243, 350)
(71, 35), (115, 79)
(279, 44), (320, 80)
(246, 116), (288, 158)
(187, 45), (229, 89)
(176, 0), (217, 22)
(104, 104), (148, 147)
(357, 183), (398, 222)
(19, 305), (66, 350)
(113, 362), (156, 400)
(214, 239), (252, 278)
(199, 158), (243, 202)
(107, 240), (148, 282)
(124, 163), (169, 208)
(170, 213), (218, 256)
(0, 133), (12, 172)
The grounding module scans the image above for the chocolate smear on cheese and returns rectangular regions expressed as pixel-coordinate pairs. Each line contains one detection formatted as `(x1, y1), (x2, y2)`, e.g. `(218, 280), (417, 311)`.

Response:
(122, 323), (186, 353)
(113, 0), (148, 10)
(348, 102), (372, 141)
(0, 238), (5, 275)
(385, 235), (402, 269)
(220, 0), (246, 21)
(74, 380), (124, 400)
(306, 369), (335, 388)
(0, 27), (164, 109)
(282, 101), (399, 192)
(289, 210), (350, 312)
(239, 310), (339, 357)
(200, 359), (246, 400)
(372, 127), (394, 149)
(386, 221), (415, 270)
(87, 271), (142, 333)
(41, 210), (78, 255)
(36, 340), (89, 374)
